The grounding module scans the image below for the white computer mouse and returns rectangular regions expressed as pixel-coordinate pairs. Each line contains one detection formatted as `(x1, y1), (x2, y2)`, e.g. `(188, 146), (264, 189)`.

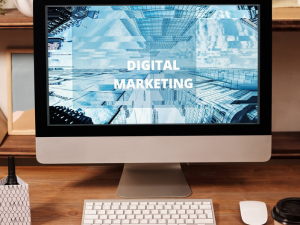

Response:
(240, 201), (268, 225)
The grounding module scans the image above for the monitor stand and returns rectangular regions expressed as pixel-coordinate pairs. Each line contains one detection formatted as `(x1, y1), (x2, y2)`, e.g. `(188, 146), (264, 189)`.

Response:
(116, 163), (192, 198)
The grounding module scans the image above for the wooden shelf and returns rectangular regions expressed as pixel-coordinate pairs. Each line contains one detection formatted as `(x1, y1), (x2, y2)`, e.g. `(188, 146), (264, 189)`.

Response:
(0, 9), (33, 30)
(273, 8), (300, 31)
(1, 132), (300, 158)
(0, 7), (300, 31)
(0, 135), (35, 157)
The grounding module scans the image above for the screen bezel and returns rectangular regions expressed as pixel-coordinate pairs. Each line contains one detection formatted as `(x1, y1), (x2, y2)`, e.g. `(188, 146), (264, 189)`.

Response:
(34, 0), (272, 137)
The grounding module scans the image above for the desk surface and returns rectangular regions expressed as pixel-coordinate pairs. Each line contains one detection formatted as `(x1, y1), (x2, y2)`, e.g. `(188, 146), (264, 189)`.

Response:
(0, 160), (299, 225)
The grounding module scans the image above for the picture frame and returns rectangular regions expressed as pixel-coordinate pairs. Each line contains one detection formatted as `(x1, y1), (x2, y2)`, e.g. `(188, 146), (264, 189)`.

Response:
(7, 49), (35, 135)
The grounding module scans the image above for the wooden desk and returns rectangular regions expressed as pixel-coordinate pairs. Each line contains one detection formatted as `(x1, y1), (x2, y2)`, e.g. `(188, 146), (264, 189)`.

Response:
(0, 159), (299, 224)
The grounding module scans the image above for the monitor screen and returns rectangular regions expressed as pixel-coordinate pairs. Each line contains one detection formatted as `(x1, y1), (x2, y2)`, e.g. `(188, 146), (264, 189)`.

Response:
(47, 5), (259, 125)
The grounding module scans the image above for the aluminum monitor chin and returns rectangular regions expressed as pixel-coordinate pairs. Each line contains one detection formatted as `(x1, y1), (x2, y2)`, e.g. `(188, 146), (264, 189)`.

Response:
(34, 0), (272, 164)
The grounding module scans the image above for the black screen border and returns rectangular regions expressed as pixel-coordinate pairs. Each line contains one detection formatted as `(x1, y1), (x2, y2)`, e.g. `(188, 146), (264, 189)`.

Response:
(34, 0), (272, 137)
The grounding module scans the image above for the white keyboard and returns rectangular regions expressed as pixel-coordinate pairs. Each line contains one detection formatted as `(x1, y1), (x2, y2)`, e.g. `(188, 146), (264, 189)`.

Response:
(82, 199), (216, 225)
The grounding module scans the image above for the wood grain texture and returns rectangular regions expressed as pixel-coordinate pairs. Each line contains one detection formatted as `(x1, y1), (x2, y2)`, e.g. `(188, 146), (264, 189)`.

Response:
(1, 133), (300, 158)
(0, 9), (33, 30)
(0, 160), (299, 224)
(0, 135), (35, 157)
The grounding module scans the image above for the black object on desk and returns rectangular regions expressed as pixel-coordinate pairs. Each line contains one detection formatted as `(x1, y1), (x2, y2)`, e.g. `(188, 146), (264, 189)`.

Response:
(5, 156), (19, 185)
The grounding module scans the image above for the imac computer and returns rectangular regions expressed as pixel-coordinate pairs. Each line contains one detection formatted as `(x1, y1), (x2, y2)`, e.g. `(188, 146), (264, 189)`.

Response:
(34, 0), (272, 198)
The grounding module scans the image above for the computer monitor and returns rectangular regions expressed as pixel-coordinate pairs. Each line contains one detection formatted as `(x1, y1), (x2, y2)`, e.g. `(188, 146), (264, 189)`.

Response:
(34, 0), (272, 198)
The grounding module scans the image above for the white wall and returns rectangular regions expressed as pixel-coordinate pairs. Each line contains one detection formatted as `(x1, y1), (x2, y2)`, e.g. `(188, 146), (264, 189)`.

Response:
(0, 30), (299, 131)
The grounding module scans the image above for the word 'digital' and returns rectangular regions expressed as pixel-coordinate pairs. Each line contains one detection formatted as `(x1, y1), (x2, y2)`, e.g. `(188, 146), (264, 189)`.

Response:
(128, 60), (180, 71)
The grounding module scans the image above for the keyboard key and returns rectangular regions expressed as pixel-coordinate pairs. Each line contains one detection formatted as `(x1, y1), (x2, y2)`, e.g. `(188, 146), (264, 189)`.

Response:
(130, 206), (137, 210)
(104, 202), (112, 205)
(167, 219), (176, 223)
(149, 219), (157, 223)
(171, 214), (179, 219)
(194, 202), (202, 205)
(186, 219), (193, 223)
(100, 215), (108, 219)
(140, 219), (148, 224)
(158, 219), (166, 223)
(122, 219), (129, 224)
(187, 210), (194, 214)
(182, 205), (190, 209)
(133, 210), (141, 214)
(176, 219), (184, 223)
(203, 202), (211, 205)
(176, 202), (183, 205)
(125, 210), (132, 214)
(185, 202), (193, 205)
(138, 205), (146, 209)
(103, 219), (112, 224)
(189, 214), (197, 219)
(86, 202), (93, 206)
(98, 210), (106, 215)
(136, 215), (143, 219)
(151, 210), (159, 214)
(85, 210), (96, 215)
(116, 210), (123, 214)
(158, 202), (166, 205)
(113, 219), (121, 224)
(200, 205), (211, 209)
(154, 215), (161, 219)
(143, 210), (150, 214)
(94, 220), (102, 224)
(180, 214), (188, 219)
(191, 205), (198, 209)
(121, 206), (128, 210)
(85, 206), (93, 210)
(113, 202), (121, 205)
(196, 210), (204, 214)
(121, 202), (129, 205)
(109, 215), (117, 219)
(195, 219), (214, 223)
(147, 205), (155, 209)
(107, 210), (114, 215)
(118, 215), (125, 219)
(112, 206), (119, 209)
(162, 215), (171, 219)
(161, 210), (168, 214)
(131, 202), (139, 205)
(95, 202), (103, 205)
(145, 215), (152, 219)
(127, 215), (134, 219)
(149, 202), (157, 205)
(167, 202), (175, 205)
(140, 202), (148, 205)
(173, 205), (181, 209)
(169, 210), (176, 214)
(83, 219), (93, 224)
(85, 215), (98, 219)
(94, 206), (102, 210)
(198, 214), (206, 219)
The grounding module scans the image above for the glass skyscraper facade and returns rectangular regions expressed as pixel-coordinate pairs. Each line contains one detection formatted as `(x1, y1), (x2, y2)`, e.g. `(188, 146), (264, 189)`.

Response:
(47, 5), (259, 125)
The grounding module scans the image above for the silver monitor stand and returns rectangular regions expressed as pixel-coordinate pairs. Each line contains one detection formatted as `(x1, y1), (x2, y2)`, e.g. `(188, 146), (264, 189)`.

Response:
(116, 163), (191, 198)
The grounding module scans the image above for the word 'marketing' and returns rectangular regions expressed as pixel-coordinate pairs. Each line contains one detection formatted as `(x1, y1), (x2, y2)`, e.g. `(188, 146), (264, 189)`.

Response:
(114, 79), (193, 89)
